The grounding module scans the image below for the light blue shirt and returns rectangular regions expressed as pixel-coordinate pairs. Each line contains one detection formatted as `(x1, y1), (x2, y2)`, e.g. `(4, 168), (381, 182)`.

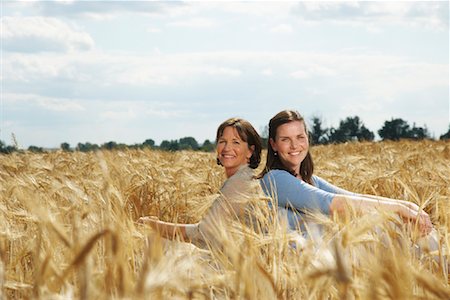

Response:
(260, 169), (355, 230)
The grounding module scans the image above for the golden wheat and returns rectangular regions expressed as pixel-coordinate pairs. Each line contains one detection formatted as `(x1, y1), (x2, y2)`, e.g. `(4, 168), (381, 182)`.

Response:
(0, 141), (449, 299)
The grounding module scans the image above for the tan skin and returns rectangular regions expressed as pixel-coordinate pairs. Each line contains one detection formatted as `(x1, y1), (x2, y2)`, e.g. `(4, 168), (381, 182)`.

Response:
(270, 120), (433, 236)
(138, 126), (254, 240)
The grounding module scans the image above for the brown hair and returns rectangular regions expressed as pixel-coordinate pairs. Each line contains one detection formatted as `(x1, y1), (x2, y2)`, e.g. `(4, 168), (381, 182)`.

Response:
(216, 118), (262, 169)
(258, 110), (314, 184)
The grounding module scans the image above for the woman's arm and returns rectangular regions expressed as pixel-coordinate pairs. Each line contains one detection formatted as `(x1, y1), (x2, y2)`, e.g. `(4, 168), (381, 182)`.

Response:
(329, 195), (433, 236)
(138, 216), (196, 241)
(261, 170), (433, 236)
(260, 170), (335, 214)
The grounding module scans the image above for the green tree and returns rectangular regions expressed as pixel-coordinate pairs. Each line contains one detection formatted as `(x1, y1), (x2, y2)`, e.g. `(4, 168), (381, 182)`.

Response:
(310, 116), (329, 145)
(178, 137), (199, 150)
(260, 125), (269, 149)
(0, 140), (16, 154)
(378, 118), (430, 141)
(378, 118), (410, 141)
(28, 145), (44, 153)
(60, 142), (71, 152)
(160, 140), (179, 151)
(200, 139), (215, 152)
(440, 125), (450, 140)
(408, 123), (430, 140)
(142, 139), (155, 148)
(76, 142), (99, 152)
(329, 116), (374, 143)
(101, 141), (117, 150)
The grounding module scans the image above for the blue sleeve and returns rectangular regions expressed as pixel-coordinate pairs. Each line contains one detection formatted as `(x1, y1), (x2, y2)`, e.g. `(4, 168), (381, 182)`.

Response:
(312, 175), (356, 196)
(260, 170), (335, 215)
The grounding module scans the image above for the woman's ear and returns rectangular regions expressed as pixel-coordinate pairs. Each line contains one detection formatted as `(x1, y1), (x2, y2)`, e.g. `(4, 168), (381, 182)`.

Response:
(247, 145), (255, 159)
(269, 138), (277, 151)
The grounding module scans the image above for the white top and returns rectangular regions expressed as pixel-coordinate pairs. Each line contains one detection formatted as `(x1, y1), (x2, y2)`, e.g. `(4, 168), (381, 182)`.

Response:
(185, 164), (263, 248)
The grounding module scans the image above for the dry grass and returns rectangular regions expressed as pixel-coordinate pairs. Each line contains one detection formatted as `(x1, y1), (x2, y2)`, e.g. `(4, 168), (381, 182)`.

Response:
(0, 140), (449, 299)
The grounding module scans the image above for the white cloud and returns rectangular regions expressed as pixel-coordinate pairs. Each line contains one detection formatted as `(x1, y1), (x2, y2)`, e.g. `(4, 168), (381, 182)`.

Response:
(8, 1), (190, 19)
(209, 2), (297, 17)
(147, 27), (162, 33)
(4, 50), (447, 93)
(293, 2), (448, 30)
(206, 67), (241, 77)
(3, 93), (85, 112)
(270, 24), (293, 34)
(2, 16), (94, 53)
(100, 109), (137, 121)
(261, 68), (273, 76)
(290, 65), (337, 79)
(168, 17), (217, 28)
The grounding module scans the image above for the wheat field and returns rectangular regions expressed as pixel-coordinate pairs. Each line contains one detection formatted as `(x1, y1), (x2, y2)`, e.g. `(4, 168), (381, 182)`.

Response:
(1, 140), (449, 299)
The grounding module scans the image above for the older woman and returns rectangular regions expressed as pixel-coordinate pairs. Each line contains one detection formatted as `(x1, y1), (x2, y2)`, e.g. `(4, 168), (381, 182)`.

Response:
(139, 117), (263, 248)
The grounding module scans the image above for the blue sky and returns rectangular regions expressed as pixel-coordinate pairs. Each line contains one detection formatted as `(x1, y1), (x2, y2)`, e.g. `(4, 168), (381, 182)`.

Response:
(1, 1), (449, 148)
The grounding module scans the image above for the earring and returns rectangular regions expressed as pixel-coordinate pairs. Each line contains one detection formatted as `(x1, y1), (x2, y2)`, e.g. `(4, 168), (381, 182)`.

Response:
(274, 151), (278, 156)
(216, 157), (223, 166)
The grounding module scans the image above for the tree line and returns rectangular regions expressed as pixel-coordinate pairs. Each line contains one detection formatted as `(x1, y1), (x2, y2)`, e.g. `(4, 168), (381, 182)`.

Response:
(1, 116), (449, 154)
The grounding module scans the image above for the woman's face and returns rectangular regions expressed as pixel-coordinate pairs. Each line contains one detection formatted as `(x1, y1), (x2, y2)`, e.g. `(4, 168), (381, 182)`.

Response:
(269, 120), (309, 176)
(217, 126), (253, 177)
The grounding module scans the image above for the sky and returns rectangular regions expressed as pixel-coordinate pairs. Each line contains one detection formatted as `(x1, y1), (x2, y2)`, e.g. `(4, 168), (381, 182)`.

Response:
(1, 1), (449, 149)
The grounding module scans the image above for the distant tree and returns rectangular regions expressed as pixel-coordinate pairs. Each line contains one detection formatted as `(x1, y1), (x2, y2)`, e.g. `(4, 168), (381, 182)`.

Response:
(310, 116), (329, 145)
(378, 118), (410, 141)
(329, 116), (374, 143)
(200, 139), (215, 152)
(408, 123), (430, 140)
(178, 137), (199, 150)
(101, 141), (117, 150)
(378, 118), (430, 141)
(60, 142), (71, 152)
(160, 140), (179, 151)
(440, 125), (450, 140)
(260, 125), (269, 149)
(28, 145), (44, 153)
(142, 139), (155, 148)
(76, 142), (99, 152)
(0, 140), (17, 154)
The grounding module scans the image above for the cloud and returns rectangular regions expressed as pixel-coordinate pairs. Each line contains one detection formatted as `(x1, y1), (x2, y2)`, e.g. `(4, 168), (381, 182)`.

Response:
(290, 65), (337, 79)
(4, 50), (447, 97)
(270, 24), (293, 34)
(8, 1), (189, 19)
(3, 93), (85, 112)
(168, 17), (217, 28)
(97, 101), (188, 121)
(2, 16), (94, 53)
(292, 2), (448, 30)
(147, 27), (162, 33)
(261, 68), (273, 76)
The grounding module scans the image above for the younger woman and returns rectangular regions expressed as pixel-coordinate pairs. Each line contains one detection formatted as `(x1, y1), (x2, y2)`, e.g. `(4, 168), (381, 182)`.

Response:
(259, 109), (433, 235)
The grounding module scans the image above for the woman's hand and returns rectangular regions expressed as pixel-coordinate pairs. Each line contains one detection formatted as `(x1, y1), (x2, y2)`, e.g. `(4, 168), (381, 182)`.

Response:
(397, 204), (433, 236)
(137, 215), (159, 224)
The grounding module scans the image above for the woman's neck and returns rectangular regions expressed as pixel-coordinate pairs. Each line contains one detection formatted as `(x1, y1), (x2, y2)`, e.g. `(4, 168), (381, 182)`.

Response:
(225, 164), (246, 178)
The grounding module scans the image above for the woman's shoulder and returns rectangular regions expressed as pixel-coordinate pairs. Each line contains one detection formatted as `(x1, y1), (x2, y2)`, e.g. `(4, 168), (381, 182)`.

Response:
(229, 165), (254, 182)
(221, 165), (255, 193)
(262, 169), (293, 180)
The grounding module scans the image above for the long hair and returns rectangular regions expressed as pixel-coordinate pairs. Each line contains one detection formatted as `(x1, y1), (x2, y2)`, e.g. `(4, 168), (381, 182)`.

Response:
(258, 110), (314, 184)
(216, 118), (262, 169)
